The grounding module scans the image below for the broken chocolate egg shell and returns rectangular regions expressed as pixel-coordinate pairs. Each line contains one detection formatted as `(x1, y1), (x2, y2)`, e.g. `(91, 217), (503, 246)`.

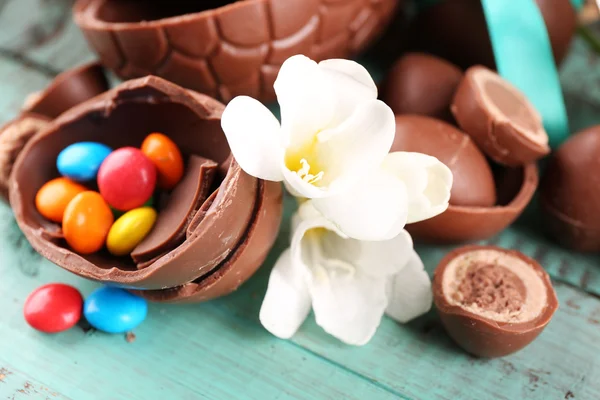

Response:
(381, 53), (462, 121)
(540, 125), (600, 252)
(433, 245), (558, 358)
(9, 76), (283, 302)
(408, 0), (576, 69)
(0, 63), (109, 203)
(74, 0), (399, 103)
(452, 66), (550, 166)
(392, 115), (538, 243)
(22, 62), (109, 119)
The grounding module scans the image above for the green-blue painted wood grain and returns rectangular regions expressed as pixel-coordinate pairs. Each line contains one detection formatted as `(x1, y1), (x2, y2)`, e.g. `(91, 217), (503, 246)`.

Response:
(1, 2), (600, 399)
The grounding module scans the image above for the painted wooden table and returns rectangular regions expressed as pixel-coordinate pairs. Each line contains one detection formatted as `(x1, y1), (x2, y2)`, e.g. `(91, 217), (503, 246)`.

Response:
(1, 1), (600, 399)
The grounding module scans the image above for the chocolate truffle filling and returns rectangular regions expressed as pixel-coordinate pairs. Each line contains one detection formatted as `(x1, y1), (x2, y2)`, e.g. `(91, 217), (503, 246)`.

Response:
(442, 249), (547, 323)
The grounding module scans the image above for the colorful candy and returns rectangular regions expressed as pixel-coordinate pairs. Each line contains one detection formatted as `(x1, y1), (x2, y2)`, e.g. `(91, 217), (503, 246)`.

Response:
(106, 207), (157, 256)
(63, 191), (114, 254)
(97, 147), (157, 211)
(24, 283), (83, 333)
(35, 177), (87, 222)
(83, 287), (148, 333)
(111, 197), (154, 219)
(141, 132), (184, 190)
(57, 142), (112, 181)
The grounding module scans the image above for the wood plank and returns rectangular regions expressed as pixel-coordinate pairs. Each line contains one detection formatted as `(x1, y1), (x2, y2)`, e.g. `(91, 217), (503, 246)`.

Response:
(0, 207), (401, 400)
(0, 361), (71, 400)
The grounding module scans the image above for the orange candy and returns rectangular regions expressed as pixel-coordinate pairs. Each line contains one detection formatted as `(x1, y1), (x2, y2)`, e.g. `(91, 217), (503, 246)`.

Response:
(141, 133), (184, 190)
(35, 177), (87, 223)
(63, 191), (114, 255)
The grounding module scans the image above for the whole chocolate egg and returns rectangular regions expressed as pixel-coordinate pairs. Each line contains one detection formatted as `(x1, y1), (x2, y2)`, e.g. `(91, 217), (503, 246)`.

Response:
(392, 115), (538, 243)
(540, 126), (600, 252)
(381, 53), (462, 121)
(408, 0), (576, 69)
(74, 0), (400, 103)
(392, 115), (495, 207)
(9, 76), (283, 303)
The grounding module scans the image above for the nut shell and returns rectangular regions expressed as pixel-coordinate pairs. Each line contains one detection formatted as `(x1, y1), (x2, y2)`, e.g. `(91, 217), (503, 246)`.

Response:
(433, 245), (558, 358)
(9, 76), (283, 302)
(451, 66), (550, 166)
(382, 53), (462, 121)
(540, 126), (600, 252)
(74, 0), (399, 103)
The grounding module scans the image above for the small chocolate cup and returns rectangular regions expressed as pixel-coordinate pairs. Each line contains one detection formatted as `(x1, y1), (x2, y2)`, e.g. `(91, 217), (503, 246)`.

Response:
(9, 76), (282, 302)
(73, 0), (400, 102)
(433, 245), (558, 358)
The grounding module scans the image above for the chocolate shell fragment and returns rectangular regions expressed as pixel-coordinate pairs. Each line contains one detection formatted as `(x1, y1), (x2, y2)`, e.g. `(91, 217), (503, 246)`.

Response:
(73, 0), (399, 102)
(433, 245), (558, 358)
(540, 126), (600, 252)
(452, 66), (550, 166)
(9, 76), (283, 303)
(0, 63), (109, 202)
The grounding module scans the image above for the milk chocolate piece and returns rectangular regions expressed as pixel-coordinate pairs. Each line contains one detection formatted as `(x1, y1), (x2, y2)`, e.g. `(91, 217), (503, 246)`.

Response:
(132, 155), (217, 265)
(433, 245), (558, 358)
(0, 63), (109, 202)
(408, 0), (576, 69)
(382, 53), (462, 121)
(392, 115), (496, 207)
(133, 180), (283, 303)
(73, 0), (399, 102)
(392, 115), (538, 243)
(540, 126), (600, 252)
(452, 66), (550, 166)
(9, 76), (283, 301)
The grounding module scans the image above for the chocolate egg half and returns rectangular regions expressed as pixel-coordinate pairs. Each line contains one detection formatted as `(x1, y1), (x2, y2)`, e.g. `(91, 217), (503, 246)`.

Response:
(452, 66), (550, 166)
(9, 76), (283, 303)
(74, 0), (399, 102)
(381, 53), (462, 121)
(0, 63), (109, 202)
(409, 0), (576, 69)
(433, 245), (558, 358)
(540, 125), (600, 252)
(392, 115), (538, 243)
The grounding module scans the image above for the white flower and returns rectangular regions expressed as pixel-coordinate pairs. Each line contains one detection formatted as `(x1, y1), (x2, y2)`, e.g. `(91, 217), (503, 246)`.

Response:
(259, 202), (433, 345)
(222, 54), (438, 241)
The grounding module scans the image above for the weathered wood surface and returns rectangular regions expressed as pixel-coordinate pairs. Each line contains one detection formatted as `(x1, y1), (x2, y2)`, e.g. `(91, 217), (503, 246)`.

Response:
(1, 1), (600, 399)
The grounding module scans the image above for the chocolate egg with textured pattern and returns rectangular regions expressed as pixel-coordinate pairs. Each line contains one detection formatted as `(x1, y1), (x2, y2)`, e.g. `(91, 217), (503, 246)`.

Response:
(73, 0), (400, 102)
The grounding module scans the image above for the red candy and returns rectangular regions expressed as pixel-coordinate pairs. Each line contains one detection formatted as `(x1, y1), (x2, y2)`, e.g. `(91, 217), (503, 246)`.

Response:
(24, 283), (83, 333)
(97, 147), (156, 211)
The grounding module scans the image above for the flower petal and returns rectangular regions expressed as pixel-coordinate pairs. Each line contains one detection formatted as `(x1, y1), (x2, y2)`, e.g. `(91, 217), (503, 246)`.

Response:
(274, 55), (335, 148)
(316, 100), (395, 193)
(385, 249), (433, 323)
(309, 267), (388, 346)
(221, 96), (284, 181)
(259, 249), (312, 339)
(318, 59), (378, 124)
(312, 167), (408, 241)
(382, 152), (453, 223)
(320, 229), (413, 278)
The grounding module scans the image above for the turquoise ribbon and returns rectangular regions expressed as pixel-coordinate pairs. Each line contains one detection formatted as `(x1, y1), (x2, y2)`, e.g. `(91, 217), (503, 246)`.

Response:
(415, 0), (585, 148)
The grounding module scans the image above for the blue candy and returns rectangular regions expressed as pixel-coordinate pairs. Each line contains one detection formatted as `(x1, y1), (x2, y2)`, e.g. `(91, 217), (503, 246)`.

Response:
(84, 287), (147, 333)
(57, 142), (112, 181)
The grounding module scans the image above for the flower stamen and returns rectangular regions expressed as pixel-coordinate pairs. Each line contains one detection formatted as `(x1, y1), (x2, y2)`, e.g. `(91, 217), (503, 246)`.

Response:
(297, 158), (324, 184)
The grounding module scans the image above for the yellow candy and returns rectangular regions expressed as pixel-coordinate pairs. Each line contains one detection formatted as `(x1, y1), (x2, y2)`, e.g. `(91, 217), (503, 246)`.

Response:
(106, 207), (157, 256)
